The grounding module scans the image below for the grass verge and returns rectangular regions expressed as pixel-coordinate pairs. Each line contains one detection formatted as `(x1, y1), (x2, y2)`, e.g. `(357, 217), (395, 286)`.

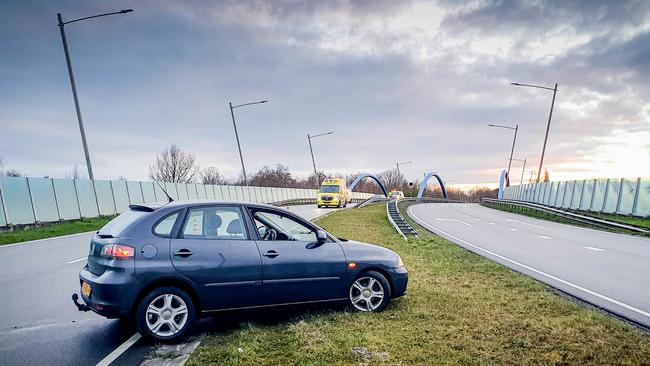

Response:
(481, 202), (649, 237)
(187, 205), (650, 366)
(0, 216), (115, 246)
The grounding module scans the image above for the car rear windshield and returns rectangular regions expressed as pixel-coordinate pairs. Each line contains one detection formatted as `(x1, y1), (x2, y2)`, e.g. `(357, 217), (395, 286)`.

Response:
(320, 185), (340, 193)
(98, 209), (148, 237)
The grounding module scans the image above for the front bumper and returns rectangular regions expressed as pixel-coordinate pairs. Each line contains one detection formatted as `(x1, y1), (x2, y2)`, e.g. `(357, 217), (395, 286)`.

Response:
(317, 197), (340, 206)
(78, 266), (140, 318)
(388, 266), (408, 298)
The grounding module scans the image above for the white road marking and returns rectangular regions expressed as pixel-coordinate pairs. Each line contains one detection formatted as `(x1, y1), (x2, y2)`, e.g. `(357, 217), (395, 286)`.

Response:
(66, 257), (86, 264)
(509, 228), (518, 231)
(435, 218), (474, 227)
(489, 222), (496, 225)
(583, 246), (605, 252)
(408, 208), (650, 320)
(96, 332), (141, 366)
(506, 219), (545, 229)
(537, 235), (551, 239)
(474, 218), (481, 221)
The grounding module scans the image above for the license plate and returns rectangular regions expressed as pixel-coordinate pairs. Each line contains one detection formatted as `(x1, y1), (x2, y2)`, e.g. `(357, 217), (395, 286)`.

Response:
(81, 282), (91, 297)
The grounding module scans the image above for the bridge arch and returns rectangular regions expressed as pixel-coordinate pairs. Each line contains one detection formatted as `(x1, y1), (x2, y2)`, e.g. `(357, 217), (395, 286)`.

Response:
(348, 173), (389, 197)
(498, 169), (510, 199)
(417, 172), (448, 199)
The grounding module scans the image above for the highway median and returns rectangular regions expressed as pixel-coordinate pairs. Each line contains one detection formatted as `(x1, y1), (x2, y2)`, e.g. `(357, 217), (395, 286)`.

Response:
(187, 205), (650, 366)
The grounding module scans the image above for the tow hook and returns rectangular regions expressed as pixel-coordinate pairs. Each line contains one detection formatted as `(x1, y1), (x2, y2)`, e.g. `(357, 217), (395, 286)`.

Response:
(72, 293), (91, 312)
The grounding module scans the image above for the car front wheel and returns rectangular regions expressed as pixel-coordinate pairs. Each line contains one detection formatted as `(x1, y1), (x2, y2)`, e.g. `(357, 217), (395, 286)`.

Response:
(136, 287), (195, 342)
(348, 271), (391, 312)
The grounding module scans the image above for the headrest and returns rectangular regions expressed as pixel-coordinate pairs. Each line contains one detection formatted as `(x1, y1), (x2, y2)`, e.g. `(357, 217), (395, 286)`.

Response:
(226, 219), (243, 235)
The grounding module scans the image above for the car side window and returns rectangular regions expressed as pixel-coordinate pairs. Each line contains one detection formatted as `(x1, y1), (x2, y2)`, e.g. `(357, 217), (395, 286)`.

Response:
(181, 206), (247, 240)
(252, 210), (317, 242)
(153, 212), (180, 237)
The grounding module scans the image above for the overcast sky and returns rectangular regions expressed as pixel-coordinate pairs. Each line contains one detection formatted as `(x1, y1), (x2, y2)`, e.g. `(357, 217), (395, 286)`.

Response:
(1, 0), (649, 185)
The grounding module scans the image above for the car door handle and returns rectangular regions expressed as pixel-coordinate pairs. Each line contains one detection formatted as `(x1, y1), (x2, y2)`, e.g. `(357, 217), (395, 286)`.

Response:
(173, 249), (193, 257)
(263, 250), (279, 258)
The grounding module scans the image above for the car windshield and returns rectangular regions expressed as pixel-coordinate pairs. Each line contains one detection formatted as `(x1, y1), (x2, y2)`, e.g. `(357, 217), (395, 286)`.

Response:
(320, 185), (340, 193)
(98, 209), (148, 237)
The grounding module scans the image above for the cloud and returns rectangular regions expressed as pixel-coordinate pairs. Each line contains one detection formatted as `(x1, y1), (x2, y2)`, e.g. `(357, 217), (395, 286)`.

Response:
(0, 0), (648, 184)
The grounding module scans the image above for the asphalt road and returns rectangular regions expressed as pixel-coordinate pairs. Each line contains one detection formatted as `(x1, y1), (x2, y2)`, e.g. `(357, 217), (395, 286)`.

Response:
(0, 204), (341, 366)
(407, 203), (650, 328)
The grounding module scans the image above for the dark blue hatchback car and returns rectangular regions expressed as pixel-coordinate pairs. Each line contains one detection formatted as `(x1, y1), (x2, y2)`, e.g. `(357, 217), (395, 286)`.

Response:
(74, 201), (408, 342)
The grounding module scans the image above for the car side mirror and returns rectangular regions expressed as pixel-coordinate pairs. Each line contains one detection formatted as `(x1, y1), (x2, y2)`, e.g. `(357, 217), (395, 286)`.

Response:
(316, 230), (328, 244)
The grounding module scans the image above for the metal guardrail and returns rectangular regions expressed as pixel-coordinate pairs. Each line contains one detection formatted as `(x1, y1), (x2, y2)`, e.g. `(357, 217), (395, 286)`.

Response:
(356, 195), (387, 208)
(386, 199), (418, 240)
(272, 197), (368, 207)
(483, 198), (649, 234)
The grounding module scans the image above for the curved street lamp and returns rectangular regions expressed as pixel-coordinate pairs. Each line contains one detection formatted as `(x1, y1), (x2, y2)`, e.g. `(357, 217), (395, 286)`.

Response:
(488, 123), (518, 180)
(307, 131), (334, 188)
(57, 9), (134, 180)
(229, 100), (268, 185)
(511, 82), (558, 183)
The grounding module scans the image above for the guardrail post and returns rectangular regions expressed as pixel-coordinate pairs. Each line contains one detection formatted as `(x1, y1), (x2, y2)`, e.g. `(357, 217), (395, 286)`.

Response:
(578, 179), (586, 209)
(25, 178), (38, 223)
(632, 177), (642, 216)
(615, 178), (624, 214)
(589, 178), (597, 212)
(0, 181), (8, 226)
(601, 178), (610, 213)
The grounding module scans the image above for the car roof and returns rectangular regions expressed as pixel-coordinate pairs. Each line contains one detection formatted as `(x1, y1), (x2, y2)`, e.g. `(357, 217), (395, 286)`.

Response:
(148, 200), (280, 210)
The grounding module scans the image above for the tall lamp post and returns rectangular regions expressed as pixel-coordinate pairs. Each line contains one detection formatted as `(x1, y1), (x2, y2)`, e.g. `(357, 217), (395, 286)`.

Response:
(487, 123), (518, 179)
(511, 81), (558, 183)
(395, 161), (413, 177)
(229, 100), (268, 186)
(307, 132), (333, 188)
(57, 9), (134, 181)
(511, 158), (527, 185)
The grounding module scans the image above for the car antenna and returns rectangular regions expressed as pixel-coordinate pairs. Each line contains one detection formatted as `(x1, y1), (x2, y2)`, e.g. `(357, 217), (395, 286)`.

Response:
(154, 180), (174, 203)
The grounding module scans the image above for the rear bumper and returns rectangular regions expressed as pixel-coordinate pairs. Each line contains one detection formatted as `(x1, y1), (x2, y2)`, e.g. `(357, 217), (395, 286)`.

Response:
(79, 266), (140, 318)
(388, 266), (408, 298)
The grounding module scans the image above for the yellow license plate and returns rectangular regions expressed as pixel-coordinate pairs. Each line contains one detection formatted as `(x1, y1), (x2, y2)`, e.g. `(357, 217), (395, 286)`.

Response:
(81, 282), (91, 297)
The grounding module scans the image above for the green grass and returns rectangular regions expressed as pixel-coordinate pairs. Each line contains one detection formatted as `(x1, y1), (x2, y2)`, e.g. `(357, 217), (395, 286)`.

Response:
(482, 202), (650, 237)
(0, 216), (115, 246)
(582, 211), (650, 229)
(187, 205), (650, 366)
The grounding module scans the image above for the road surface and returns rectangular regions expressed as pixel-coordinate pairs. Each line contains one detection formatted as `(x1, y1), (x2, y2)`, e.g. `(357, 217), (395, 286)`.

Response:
(0, 204), (340, 366)
(407, 203), (650, 328)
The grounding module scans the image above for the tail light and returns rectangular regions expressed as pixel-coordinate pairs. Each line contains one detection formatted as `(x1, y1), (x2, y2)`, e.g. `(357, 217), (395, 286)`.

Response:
(100, 244), (135, 259)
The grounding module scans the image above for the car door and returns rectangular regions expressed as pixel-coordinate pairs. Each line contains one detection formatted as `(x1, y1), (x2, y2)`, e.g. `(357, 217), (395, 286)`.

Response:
(170, 204), (262, 310)
(248, 207), (347, 305)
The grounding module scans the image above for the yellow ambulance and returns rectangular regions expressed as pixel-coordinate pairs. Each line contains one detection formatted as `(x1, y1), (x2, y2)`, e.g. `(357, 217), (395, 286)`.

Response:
(317, 178), (351, 208)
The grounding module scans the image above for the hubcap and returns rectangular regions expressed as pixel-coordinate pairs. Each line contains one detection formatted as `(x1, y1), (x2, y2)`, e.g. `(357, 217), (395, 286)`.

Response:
(145, 294), (188, 337)
(349, 277), (384, 312)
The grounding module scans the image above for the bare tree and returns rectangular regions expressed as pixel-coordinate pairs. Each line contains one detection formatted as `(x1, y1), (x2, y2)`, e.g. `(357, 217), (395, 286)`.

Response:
(149, 144), (198, 183)
(379, 168), (407, 191)
(5, 168), (22, 177)
(200, 167), (226, 185)
(249, 165), (296, 187)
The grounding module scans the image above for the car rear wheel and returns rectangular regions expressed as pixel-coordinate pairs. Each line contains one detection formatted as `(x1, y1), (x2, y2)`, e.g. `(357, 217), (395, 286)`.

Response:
(348, 271), (391, 312)
(136, 287), (195, 342)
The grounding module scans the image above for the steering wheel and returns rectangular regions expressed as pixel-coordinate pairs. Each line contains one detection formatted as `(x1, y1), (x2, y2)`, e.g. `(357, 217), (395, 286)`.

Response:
(262, 228), (277, 241)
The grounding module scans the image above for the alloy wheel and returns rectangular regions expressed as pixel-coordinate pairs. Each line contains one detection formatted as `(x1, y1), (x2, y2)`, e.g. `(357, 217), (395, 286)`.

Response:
(145, 294), (188, 337)
(349, 276), (385, 312)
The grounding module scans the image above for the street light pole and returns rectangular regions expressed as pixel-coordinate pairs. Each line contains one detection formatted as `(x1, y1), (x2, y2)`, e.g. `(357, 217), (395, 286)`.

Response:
(228, 100), (268, 186)
(487, 123), (518, 180)
(56, 9), (133, 181)
(307, 131), (333, 188)
(511, 81), (558, 183)
(395, 161), (413, 177)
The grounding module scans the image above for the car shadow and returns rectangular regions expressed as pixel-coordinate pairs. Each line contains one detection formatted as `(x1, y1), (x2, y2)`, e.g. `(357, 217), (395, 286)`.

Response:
(189, 301), (348, 337)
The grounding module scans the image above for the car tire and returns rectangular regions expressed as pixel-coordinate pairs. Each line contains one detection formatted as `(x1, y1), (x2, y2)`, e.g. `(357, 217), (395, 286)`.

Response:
(136, 287), (195, 343)
(347, 271), (391, 312)
(317, 205), (322, 208)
